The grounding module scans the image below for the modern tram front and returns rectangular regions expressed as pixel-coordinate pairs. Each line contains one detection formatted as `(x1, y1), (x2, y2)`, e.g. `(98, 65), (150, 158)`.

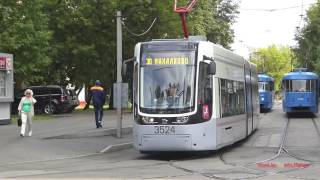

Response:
(130, 39), (259, 153)
(132, 40), (217, 152)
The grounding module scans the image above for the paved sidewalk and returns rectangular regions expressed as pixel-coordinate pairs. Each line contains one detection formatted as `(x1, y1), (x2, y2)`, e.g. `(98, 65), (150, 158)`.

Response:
(34, 109), (133, 138)
(0, 110), (134, 165)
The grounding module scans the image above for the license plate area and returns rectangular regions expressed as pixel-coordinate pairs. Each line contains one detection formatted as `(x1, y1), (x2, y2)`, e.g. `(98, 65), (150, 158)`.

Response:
(154, 126), (175, 135)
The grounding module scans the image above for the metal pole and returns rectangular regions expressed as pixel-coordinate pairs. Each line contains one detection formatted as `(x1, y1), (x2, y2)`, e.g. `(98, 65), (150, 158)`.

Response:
(116, 11), (123, 138)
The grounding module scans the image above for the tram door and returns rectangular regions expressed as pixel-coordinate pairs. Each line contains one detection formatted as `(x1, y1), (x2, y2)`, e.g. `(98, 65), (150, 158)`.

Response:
(244, 61), (253, 135)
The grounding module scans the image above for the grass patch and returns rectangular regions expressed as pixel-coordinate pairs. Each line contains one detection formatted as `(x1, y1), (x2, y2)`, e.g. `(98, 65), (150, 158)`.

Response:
(11, 114), (52, 124)
(74, 106), (132, 113)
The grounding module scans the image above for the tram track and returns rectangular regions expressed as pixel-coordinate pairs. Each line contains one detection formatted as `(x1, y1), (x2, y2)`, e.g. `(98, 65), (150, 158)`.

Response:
(219, 116), (290, 168)
(220, 114), (320, 170)
(216, 115), (320, 180)
(170, 114), (320, 180)
(3, 116), (319, 179)
(251, 116), (290, 165)
(285, 117), (320, 163)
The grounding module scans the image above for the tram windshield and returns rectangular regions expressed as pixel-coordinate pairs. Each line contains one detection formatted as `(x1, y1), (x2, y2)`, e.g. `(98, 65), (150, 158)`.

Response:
(139, 50), (196, 114)
(284, 80), (316, 92)
(258, 82), (272, 91)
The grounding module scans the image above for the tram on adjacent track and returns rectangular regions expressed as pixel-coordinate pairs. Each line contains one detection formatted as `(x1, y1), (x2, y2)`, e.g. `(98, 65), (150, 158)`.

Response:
(282, 68), (319, 113)
(258, 74), (274, 111)
(131, 39), (259, 152)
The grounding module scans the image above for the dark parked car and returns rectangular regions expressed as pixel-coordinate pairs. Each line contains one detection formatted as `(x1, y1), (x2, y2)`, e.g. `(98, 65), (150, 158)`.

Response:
(12, 85), (79, 114)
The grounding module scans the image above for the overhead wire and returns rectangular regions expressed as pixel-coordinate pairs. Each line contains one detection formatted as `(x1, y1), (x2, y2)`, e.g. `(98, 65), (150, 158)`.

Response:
(122, 18), (157, 37)
(240, 2), (317, 12)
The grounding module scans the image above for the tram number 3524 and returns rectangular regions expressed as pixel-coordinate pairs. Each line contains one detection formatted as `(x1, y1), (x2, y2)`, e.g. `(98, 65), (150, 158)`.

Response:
(154, 126), (176, 135)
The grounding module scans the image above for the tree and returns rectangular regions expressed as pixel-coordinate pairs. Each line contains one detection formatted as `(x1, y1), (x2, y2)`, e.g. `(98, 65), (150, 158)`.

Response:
(250, 45), (296, 92)
(188, 0), (239, 48)
(45, 0), (239, 102)
(0, 0), (52, 88)
(294, 1), (320, 73)
(45, 0), (118, 88)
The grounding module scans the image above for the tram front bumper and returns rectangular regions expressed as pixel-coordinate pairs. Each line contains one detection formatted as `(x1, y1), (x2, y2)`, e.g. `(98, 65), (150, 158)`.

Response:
(133, 121), (217, 151)
(140, 134), (192, 151)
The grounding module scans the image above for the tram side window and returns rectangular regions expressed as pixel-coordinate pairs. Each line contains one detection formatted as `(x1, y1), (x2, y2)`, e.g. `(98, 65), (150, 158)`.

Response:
(198, 62), (213, 105)
(133, 63), (138, 117)
(0, 72), (5, 96)
(220, 79), (245, 117)
(133, 63), (138, 103)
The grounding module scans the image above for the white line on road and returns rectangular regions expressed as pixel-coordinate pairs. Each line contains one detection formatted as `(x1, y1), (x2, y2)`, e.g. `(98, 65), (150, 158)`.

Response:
(0, 142), (133, 167)
(99, 142), (133, 153)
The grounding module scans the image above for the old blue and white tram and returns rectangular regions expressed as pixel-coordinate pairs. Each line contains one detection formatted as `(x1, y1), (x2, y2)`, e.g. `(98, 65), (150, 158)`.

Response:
(131, 39), (259, 152)
(282, 68), (319, 113)
(258, 74), (274, 111)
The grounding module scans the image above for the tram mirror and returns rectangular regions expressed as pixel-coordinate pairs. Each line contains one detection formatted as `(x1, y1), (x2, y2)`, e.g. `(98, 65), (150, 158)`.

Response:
(203, 56), (216, 75)
(208, 61), (216, 75)
(122, 57), (135, 77)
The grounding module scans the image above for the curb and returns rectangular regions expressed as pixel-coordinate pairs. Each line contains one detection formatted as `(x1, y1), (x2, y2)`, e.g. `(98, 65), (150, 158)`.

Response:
(99, 142), (133, 153)
(43, 127), (132, 139)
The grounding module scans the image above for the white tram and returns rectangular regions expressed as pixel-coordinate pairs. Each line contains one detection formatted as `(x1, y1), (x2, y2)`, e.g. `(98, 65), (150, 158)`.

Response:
(131, 39), (259, 152)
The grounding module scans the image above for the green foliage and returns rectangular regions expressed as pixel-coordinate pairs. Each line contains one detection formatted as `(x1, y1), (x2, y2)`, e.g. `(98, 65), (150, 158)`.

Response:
(43, 0), (240, 91)
(45, 0), (118, 89)
(0, 0), (52, 88)
(251, 45), (296, 92)
(294, 1), (320, 73)
(0, 0), (239, 90)
(188, 0), (238, 48)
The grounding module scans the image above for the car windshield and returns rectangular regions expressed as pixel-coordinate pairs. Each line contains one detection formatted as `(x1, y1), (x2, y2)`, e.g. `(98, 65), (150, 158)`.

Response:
(140, 50), (196, 114)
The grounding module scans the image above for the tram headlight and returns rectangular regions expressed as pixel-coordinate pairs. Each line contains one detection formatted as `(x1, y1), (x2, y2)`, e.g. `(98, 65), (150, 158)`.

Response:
(141, 116), (157, 124)
(261, 97), (264, 101)
(175, 116), (189, 124)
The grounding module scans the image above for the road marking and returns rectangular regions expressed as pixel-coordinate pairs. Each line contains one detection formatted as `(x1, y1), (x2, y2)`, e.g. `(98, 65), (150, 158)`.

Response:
(99, 142), (133, 153)
(0, 142), (133, 167)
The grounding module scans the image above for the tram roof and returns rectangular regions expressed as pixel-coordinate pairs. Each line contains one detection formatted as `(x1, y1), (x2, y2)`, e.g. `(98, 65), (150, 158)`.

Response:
(258, 74), (274, 82)
(282, 71), (319, 80)
(138, 39), (251, 66)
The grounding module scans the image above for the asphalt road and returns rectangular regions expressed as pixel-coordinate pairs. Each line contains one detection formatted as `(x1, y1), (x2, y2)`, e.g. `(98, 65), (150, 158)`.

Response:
(1, 103), (320, 180)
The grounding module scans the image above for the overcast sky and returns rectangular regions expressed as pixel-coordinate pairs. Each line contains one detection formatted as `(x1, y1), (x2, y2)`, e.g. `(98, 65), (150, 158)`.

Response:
(231, 0), (316, 58)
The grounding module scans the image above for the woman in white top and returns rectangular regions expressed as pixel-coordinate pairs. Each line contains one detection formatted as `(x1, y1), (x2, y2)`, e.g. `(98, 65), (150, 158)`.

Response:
(18, 89), (37, 137)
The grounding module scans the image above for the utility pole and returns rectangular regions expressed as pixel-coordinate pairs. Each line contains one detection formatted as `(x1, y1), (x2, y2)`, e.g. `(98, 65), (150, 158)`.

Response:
(116, 11), (123, 138)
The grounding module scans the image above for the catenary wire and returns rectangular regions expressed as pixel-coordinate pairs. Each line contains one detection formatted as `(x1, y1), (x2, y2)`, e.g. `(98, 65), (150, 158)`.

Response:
(240, 2), (318, 12)
(122, 18), (157, 37)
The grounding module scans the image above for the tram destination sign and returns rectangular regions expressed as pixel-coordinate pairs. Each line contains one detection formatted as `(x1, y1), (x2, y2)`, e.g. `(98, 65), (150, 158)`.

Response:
(142, 51), (195, 66)
(145, 57), (189, 65)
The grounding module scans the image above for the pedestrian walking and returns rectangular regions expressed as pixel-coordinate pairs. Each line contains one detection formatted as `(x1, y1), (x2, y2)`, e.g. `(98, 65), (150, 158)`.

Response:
(90, 80), (106, 128)
(18, 89), (37, 137)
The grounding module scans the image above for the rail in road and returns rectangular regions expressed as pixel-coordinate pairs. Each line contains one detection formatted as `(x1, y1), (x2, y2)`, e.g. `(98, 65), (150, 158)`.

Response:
(1, 106), (320, 179)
